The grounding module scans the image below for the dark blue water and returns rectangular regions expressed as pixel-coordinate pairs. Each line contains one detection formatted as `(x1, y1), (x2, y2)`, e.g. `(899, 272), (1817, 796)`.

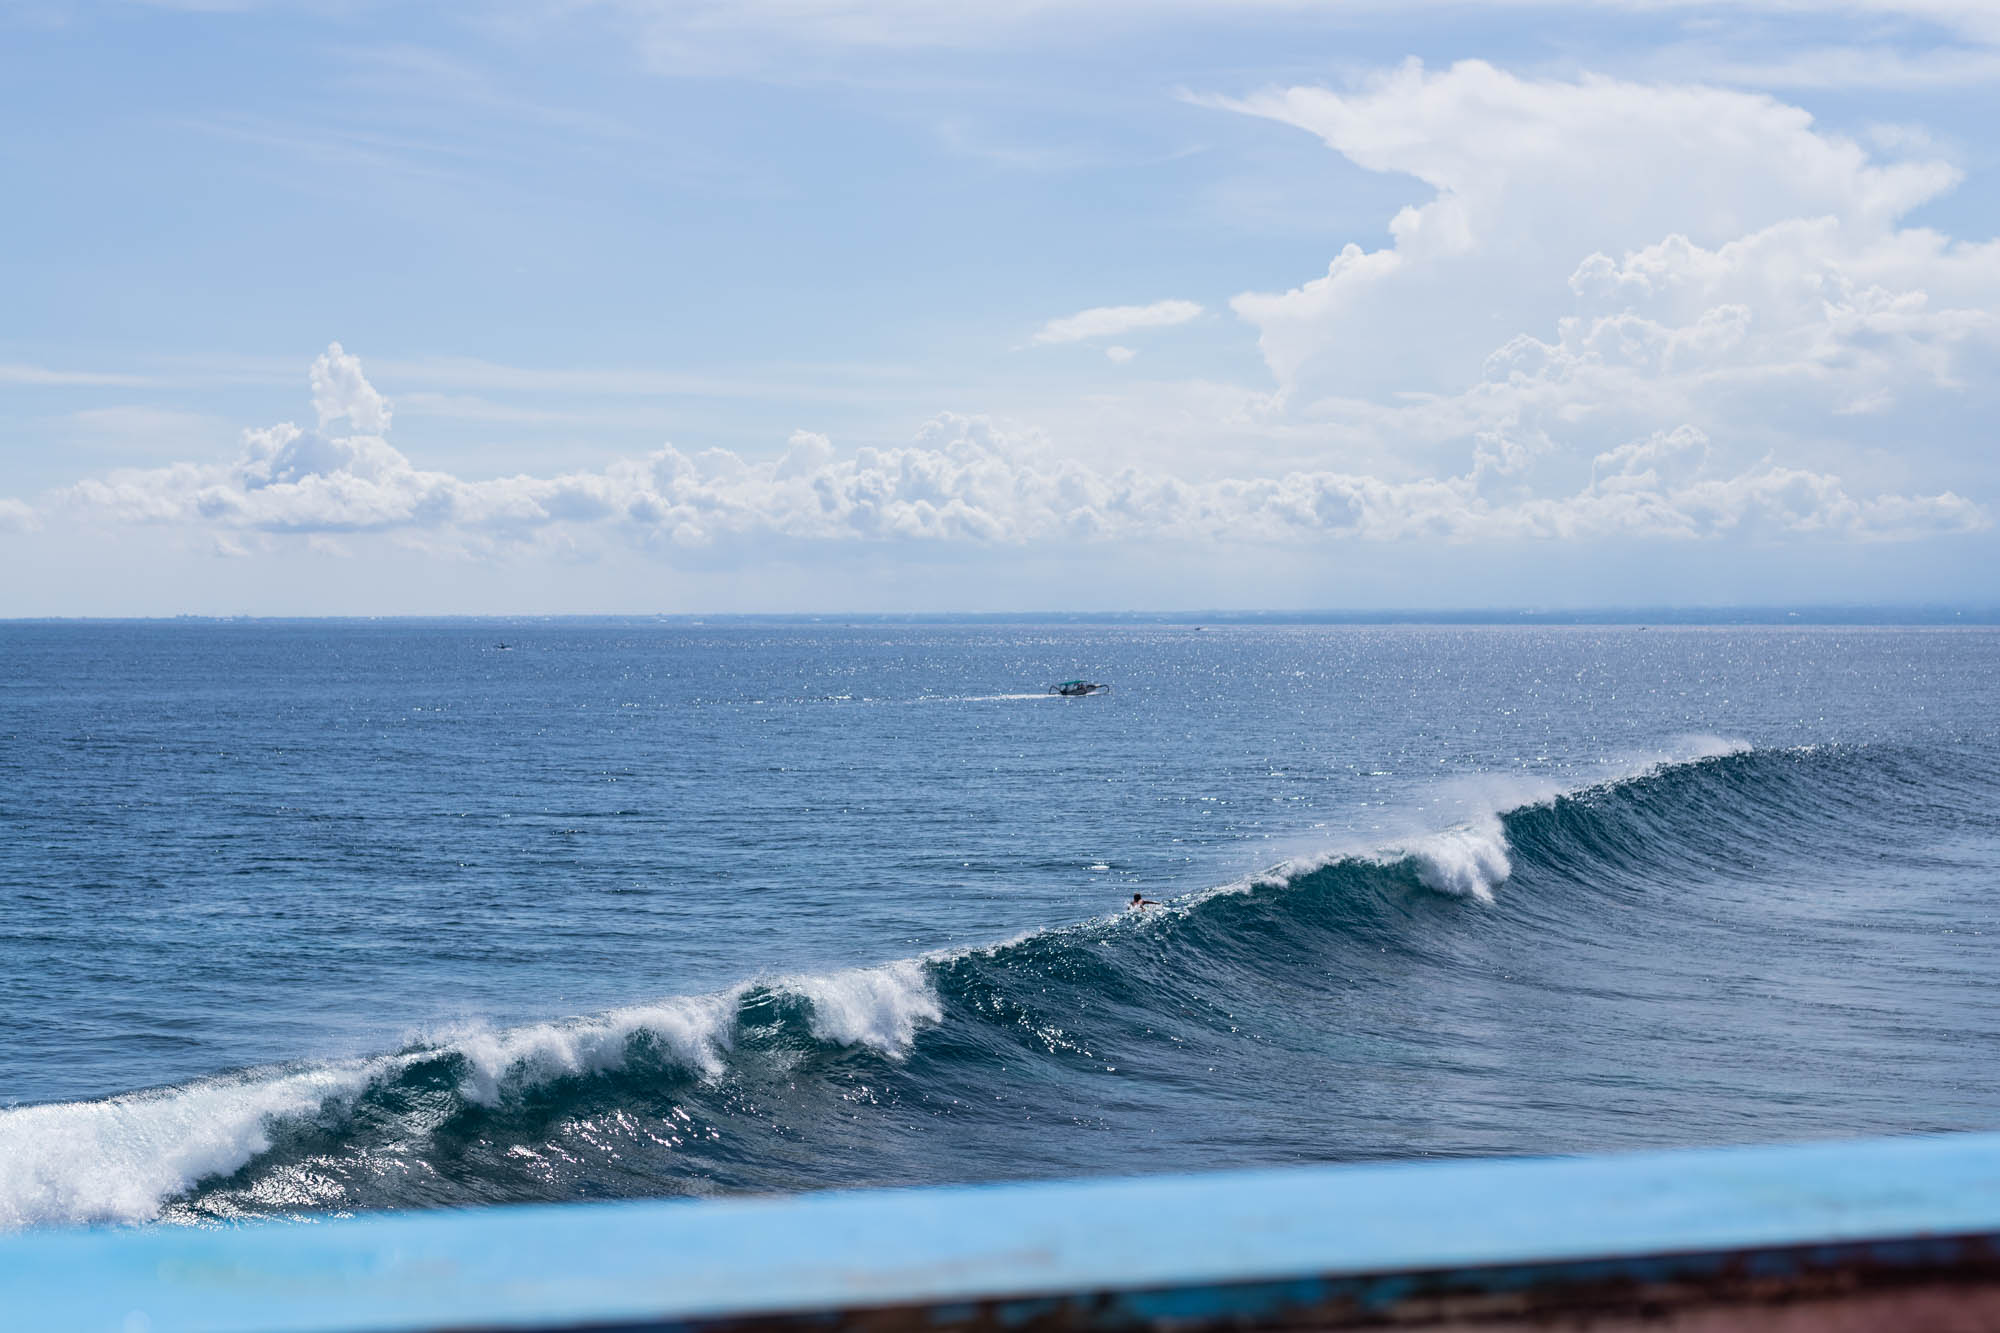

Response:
(3, 623), (1998, 1228)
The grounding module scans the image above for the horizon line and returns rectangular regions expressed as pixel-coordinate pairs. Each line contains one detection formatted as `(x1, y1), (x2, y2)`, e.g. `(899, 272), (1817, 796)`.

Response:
(5, 604), (1999, 627)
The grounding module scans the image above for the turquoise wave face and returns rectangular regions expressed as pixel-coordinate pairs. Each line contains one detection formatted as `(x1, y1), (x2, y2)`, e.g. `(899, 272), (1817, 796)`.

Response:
(3, 626), (1998, 1228)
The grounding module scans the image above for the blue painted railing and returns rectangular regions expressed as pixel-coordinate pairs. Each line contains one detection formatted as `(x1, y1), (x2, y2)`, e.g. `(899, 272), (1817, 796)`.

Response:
(9, 1133), (2000, 1332)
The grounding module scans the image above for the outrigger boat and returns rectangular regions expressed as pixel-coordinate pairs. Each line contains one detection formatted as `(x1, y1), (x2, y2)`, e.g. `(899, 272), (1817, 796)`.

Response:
(1050, 679), (1109, 697)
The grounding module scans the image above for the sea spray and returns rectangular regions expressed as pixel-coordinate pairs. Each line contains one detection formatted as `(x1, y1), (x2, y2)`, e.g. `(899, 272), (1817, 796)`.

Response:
(1246, 737), (1755, 908)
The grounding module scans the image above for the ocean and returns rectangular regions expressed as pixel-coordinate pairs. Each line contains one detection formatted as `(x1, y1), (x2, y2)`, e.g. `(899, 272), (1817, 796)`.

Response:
(2, 620), (1997, 1230)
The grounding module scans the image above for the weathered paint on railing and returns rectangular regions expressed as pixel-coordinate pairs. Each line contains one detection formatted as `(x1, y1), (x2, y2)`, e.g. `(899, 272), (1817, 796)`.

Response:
(9, 1133), (2000, 1332)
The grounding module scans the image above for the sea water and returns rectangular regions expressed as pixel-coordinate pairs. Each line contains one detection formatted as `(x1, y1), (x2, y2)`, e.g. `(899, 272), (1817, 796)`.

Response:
(2, 621), (1997, 1228)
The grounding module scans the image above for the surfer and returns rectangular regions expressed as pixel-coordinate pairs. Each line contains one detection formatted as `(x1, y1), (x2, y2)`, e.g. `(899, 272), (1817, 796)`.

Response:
(1128, 893), (1159, 911)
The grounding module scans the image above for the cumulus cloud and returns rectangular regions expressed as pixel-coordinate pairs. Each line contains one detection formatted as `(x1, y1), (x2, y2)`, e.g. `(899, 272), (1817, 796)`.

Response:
(1034, 299), (1202, 344)
(15, 58), (1994, 591)
(310, 342), (392, 434)
(23, 64), (1997, 579)
(51, 345), (1981, 554)
(1218, 60), (1969, 397)
(1179, 59), (2000, 531)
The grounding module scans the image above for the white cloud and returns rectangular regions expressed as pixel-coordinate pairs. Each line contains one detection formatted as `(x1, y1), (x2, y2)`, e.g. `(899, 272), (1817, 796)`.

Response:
(310, 342), (392, 434)
(16, 59), (1995, 594)
(1032, 300), (1202, 345)
(50, 345), (1981, 554)
(1217, 60), (1967, 397)
(0, 499), (39, 533)
(1182, 58), (2000, 529)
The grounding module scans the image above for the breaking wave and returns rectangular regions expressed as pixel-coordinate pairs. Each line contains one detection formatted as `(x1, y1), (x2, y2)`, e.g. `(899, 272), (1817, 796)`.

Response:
(12, 735), (1984, 1232)
(0, 961), (940, 1230)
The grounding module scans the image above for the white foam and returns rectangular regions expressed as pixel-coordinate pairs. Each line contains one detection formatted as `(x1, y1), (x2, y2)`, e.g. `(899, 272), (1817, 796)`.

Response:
(0, 1059), (388, 1230)
(446, 991), (742, 1107)
(1391, 814), (1512, 902)
(443, 961), (942, 1104)
(783, 959), (942, 1058)
(0, 958), (950, 1231)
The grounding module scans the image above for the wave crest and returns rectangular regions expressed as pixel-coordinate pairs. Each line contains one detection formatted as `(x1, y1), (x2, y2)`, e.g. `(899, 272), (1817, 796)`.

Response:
(0, 960), (950, 1230)
(448, 991), (742, 1107)
(1393, 815), (1512, 902)
(0, 1062), (383, 1230)
(4, 737), (1800, 1231)
(787, 960), (942, 1058)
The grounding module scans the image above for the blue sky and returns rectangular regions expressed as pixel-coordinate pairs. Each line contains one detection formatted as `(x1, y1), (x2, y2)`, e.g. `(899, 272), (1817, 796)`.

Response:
(4, 1), (1999, 614)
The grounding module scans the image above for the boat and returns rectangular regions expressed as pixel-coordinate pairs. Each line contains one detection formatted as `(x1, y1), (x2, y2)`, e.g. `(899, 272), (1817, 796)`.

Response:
(1050, 680), (1108, 697)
